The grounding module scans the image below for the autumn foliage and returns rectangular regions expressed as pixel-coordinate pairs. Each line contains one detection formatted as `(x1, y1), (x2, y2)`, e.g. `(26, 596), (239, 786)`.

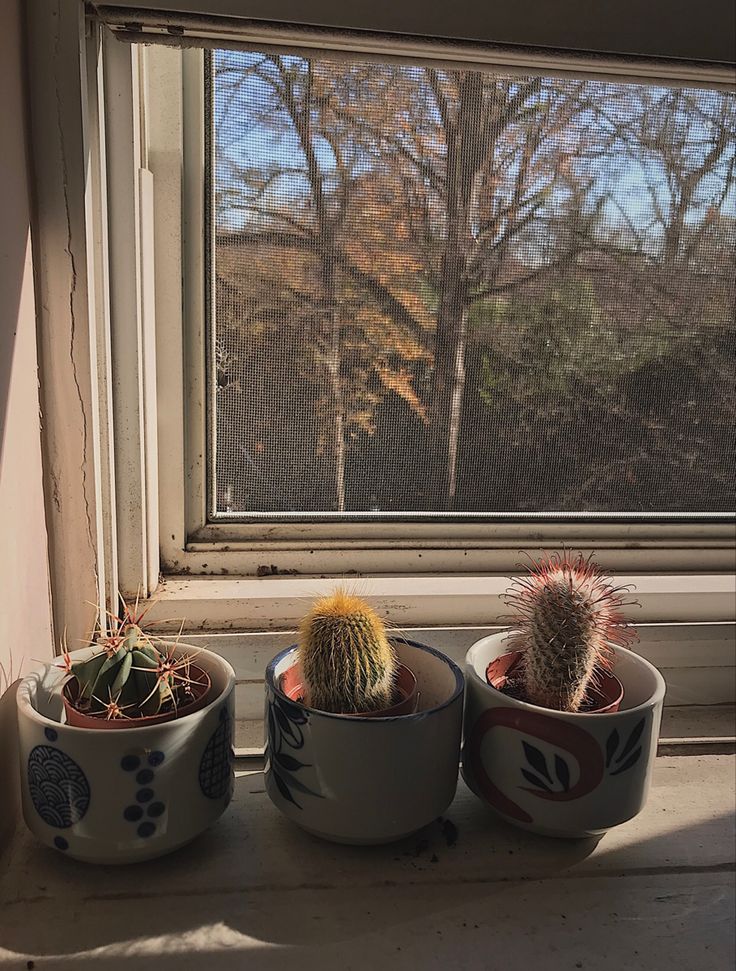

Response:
(212, 53), (736, 514)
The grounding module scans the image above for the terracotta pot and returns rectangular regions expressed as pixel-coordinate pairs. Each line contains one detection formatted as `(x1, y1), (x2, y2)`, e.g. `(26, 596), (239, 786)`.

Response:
(463, 632), (666, 838)
(264, 638), (464, 844)
(61, 665), (212, 730)
(485, 650), (624, 714)
(17, 647), (235, 864)
(280, 662), (419, 717)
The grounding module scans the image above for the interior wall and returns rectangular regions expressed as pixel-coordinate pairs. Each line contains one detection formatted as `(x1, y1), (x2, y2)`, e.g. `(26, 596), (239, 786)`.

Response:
(0, 0), (54, 688)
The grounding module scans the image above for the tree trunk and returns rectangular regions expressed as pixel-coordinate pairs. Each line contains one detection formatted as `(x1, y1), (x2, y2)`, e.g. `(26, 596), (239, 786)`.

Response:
(283, 60), (347, 513)
(431, 248), (468, 508)
(321, 245), (346, 511)
(429, 72), (483, 509)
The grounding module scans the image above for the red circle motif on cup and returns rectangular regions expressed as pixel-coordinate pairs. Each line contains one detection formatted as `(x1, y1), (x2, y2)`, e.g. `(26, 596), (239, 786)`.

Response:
(468, 707), (604, 824)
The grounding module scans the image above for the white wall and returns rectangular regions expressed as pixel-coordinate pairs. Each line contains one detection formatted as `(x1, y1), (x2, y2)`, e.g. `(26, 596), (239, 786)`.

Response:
(0, 0), (54, 850)
(0, 0), (53, 681)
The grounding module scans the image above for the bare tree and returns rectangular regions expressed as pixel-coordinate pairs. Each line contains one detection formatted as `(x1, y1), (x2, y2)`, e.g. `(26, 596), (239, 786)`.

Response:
(215, 55), (429, 510)
(372, 70), (606, 505)
(213, 52), (735, 514)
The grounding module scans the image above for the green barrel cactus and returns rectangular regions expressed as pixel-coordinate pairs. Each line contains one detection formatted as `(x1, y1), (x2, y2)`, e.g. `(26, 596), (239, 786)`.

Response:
(67, 601), (201, 721)
(299, 590), (398, 714)
(505, 552), (636, 712)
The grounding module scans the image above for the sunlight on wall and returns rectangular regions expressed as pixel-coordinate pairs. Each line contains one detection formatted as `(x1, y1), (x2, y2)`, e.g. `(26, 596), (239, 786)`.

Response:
(0, 0), (53, 690)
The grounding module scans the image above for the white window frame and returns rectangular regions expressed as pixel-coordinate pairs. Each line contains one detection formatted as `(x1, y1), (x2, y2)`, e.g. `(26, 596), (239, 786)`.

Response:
(152, 45), (735, 573)
(27, 2), (736, 650)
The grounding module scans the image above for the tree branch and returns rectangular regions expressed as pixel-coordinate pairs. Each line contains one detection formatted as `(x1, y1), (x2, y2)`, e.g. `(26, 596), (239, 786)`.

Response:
(427, 69), (451, 132)
(216, 230), (429, 344)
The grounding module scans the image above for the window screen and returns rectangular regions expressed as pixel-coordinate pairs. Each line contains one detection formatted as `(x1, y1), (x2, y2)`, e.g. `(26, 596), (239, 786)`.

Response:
(209, 50), (735, 517)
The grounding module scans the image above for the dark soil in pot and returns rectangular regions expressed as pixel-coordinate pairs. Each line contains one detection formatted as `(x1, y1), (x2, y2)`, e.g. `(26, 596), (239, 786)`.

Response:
(62, 665), (212, 729)
(280, 662), (419, 717)
(486, 650), (623, 714)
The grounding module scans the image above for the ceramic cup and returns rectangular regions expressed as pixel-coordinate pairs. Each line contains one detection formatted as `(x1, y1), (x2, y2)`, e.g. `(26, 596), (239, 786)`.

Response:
(463, 632), (666, 838)
(16, 646), (235, 863)
(265, 638), (464, 844)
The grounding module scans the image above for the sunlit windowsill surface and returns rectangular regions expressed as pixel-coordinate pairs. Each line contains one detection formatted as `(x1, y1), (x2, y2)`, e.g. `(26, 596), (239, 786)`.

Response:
(1, 753), (734, 969)
(143, 574), (736, 631)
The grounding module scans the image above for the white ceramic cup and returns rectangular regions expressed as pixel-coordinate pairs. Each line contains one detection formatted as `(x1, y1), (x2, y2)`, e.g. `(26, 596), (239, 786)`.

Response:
(463, 632), (666, 838)
(16, 646), (235, 863)
(265, 638), (464, 844)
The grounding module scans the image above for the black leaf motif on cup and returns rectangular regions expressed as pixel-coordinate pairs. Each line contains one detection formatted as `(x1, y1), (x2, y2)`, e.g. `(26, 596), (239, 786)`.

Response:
(605, 718), (646, 776)
(271, 698), (306, 750)
(276, 767), (324, 800)
(522, 742), (553, 783)
(521, 769), (553, 793)
(271, 769), (301, 808)
(265, 691), (323, 809)
(555, 754), (570, 792)
(274, 751), (309, 772)
(616, 718), (646, 764)
(273, 706), (294, 736)
(277, 696), (309, 725)
(610, 747), (642, 775)
(605, 729), (620, 768)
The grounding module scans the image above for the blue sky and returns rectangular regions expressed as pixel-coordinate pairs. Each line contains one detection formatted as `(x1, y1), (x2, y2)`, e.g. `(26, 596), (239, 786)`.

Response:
(213, 50), (736, 256)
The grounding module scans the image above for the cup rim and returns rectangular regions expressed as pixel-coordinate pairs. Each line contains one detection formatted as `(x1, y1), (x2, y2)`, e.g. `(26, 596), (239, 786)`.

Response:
(16, 645), (236, 735)
(466, 631), (666, 718)
(267, 637), (464, 722)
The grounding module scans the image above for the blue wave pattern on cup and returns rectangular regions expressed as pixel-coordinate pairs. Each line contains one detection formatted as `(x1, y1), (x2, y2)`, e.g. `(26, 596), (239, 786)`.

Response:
(27, 745), (90, 828)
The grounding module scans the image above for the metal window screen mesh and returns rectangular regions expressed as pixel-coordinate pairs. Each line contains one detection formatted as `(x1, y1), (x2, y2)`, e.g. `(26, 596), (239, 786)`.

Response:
(210, 50), (736, 516)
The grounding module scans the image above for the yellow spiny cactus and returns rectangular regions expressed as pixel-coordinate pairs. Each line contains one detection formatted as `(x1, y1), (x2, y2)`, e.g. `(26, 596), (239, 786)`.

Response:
(299, 590), (397, 714)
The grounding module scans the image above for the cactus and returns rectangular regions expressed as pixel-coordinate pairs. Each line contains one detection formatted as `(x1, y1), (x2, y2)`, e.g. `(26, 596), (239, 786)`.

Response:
(505, 552), (636, 712)
(299, 590), (398, 714)
(66, 600), (202, 721)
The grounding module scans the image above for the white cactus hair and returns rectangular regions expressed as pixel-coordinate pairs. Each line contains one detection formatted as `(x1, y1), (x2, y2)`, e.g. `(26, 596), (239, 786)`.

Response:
(504, 551), (637, 712)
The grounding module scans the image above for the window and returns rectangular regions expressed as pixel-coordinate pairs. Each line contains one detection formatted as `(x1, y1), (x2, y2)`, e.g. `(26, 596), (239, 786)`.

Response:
(209, 52), (735, 519)
(26, 4), (736, 642)
(133, 35), (735, 588)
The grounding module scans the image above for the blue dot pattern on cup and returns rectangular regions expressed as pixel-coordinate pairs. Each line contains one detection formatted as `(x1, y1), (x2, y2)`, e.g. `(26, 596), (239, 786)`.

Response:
(45, 727), (58, 742)
(120, 751), (164, 839)
(54, 836), (69, 851)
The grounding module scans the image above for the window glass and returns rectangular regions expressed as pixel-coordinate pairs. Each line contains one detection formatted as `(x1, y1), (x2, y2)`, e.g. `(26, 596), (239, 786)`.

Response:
(210, 51), (736, 516)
